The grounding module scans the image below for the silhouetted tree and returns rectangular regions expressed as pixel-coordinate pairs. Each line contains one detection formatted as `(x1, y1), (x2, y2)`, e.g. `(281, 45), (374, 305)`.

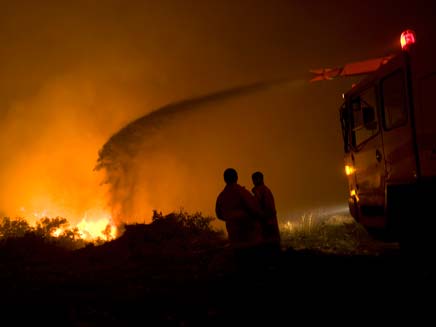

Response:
(35, 217), (69, 238)
(0, 217), (31, 238)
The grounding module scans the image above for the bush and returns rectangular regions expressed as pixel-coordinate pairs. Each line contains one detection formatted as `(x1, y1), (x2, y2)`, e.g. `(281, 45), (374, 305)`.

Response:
(0, 217), (31, 239)
(34, 217), (69, 238)
(0, 216), (90, 250)
(121, 210), (225, 252)
(151, 210), (218, 235)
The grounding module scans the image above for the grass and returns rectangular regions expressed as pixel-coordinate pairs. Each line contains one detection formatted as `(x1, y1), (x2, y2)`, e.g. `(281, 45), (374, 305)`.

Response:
(1, 210), (398, 256)
(279, 213), (397, 255)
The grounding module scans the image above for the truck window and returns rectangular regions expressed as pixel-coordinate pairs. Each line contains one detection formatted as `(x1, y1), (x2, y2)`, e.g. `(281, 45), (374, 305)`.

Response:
(351, 87), (378, 147)
(382, 70), (407, 129)
(340, 103), (350, 152)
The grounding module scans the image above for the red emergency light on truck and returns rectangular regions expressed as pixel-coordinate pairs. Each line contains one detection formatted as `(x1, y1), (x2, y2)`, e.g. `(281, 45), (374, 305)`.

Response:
(315, 30), (436, 246)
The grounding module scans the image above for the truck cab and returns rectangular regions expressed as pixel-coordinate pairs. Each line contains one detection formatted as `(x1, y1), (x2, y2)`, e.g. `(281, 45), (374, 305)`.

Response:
(340, 30), (436, 242)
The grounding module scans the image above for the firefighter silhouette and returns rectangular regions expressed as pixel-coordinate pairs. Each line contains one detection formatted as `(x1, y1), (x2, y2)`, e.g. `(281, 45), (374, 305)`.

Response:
(215, 168), (262, 248)
(251, 171), (281, 251)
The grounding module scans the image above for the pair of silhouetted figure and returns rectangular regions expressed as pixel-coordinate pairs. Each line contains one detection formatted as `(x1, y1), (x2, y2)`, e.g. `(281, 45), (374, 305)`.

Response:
(215, 168), (281, 253)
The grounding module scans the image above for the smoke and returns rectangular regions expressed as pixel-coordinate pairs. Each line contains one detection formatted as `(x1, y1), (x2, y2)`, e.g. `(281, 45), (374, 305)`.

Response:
(95, 79), (295, 222)
(96, 78), (349, 225)
(8, 0), (428, 225)
(0, 70), (148, 223)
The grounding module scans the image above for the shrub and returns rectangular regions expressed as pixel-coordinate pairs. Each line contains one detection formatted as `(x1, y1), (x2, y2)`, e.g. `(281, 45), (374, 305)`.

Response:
(0, 217), (31, 239)
(0, 216), (90, 250)
(151, 210), (217, 235)
(121, 210), (225, 251)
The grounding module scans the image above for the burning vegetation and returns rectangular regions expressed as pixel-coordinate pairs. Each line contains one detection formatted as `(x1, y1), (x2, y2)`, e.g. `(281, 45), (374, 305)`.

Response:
(0, 215), (117, 250)
(0, 210), (224, 252)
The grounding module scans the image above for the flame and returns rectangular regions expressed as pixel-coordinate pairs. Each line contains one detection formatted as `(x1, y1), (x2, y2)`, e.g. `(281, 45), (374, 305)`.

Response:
(36, 208), (118, 242)
(76, 216), (117, 241)
(51, 227), (64, 237)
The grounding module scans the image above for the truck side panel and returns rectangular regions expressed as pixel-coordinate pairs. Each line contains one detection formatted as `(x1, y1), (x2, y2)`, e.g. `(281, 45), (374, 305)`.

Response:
(410, 44), (436, 178)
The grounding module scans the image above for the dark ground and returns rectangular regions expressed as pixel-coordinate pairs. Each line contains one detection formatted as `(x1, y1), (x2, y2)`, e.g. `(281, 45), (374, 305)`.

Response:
(0, 230), (434, 326)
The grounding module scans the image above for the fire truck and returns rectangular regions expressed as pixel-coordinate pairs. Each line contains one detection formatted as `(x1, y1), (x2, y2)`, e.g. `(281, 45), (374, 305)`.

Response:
(313, 30), (436, 246)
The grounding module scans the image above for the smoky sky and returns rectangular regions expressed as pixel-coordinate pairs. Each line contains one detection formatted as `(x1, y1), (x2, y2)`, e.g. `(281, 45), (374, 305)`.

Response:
(1, 0), (435, 223)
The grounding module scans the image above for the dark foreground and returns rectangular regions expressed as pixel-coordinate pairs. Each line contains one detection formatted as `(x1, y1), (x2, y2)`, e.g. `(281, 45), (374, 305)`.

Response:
(0, 234), (434, 326)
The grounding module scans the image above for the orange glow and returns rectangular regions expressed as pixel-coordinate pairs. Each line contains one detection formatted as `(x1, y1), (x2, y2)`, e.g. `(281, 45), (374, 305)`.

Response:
(345, 165), (355, 176)
(0, 74), (144, 230)
(51, 227), (64, 237)
(400, 29), (416, 50)
(76, 215), (117, 241)
(350, 189), (359, 202)
(42, 209), (117, 241)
